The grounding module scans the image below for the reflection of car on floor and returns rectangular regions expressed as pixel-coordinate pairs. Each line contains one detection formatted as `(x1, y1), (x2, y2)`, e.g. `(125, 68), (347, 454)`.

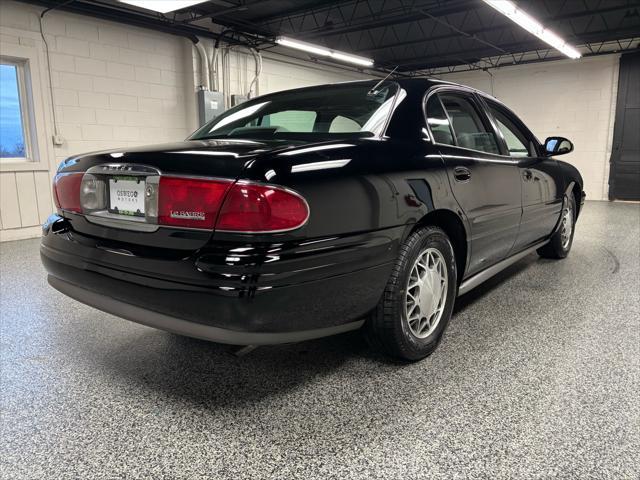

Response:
(41, 78), (585, 361)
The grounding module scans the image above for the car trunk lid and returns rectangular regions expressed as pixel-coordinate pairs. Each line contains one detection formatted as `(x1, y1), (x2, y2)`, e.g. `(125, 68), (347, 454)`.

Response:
(53, 139), (280, 252)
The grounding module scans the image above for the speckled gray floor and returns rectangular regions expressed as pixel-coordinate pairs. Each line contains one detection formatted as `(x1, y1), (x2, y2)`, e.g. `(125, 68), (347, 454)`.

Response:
(1, 201), (639, 479)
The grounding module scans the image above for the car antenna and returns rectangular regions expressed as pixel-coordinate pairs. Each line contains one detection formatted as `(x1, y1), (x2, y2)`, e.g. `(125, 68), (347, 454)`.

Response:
(367, 66), (398, 95)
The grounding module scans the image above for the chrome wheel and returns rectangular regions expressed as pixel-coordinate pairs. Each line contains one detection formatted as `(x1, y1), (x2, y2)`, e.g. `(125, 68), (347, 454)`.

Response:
(560, 203), (573, 249)
(405, 248), (448, 339)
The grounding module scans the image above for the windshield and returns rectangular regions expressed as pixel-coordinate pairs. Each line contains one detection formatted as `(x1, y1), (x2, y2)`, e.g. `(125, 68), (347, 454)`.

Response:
(190, 81), (399, 141)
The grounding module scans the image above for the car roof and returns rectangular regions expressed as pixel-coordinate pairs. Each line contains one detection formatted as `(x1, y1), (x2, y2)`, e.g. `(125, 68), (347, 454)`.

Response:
(393, 77), (498, 100)
(298, 77), (498, 101)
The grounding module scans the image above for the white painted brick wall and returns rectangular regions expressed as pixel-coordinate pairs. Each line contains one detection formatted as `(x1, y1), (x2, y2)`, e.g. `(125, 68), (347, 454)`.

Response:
(439, 55), (620, 201)
(0, 3), (195, 169)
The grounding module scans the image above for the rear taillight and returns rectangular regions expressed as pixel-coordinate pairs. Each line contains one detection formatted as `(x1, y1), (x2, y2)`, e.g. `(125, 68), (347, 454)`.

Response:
(216, 182), (309, 233)
(52, 170), (309, 233)
(158, 176), (232, 229)
(52, 172), (83, 213)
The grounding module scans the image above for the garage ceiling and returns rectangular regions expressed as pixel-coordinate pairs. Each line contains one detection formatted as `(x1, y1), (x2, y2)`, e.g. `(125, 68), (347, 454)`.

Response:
(26, 0), (640, 74)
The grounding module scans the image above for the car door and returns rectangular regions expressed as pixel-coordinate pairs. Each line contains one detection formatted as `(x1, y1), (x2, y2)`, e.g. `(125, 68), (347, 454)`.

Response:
(482, 98), (564, 251)
(425, 89), (522, 277)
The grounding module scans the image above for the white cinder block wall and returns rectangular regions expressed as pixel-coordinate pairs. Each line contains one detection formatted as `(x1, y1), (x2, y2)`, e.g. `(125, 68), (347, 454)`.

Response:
(218, 49), (367, 96)
(0, 0), (366, 241)
(439, 55), (620, 201)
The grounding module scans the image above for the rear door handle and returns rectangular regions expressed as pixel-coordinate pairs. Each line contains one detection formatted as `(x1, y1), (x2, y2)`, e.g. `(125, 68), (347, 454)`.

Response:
(454, 166), (471, 182)
(522, 169), (533, 181)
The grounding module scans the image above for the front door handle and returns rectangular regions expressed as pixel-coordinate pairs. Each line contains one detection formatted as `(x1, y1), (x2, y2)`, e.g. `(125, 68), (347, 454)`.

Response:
(522, 169), (533, 181)
(454, 166), (471, 182)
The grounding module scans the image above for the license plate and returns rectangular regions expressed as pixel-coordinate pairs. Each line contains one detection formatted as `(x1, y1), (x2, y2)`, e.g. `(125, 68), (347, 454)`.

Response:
(109, 177), (145, 216)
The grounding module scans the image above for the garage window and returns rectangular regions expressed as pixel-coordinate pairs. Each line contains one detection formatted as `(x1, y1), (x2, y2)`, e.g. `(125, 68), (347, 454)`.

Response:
(0, 59), (32, 162)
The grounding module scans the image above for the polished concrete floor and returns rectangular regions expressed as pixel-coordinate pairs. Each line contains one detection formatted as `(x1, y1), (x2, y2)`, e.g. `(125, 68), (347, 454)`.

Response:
(1, 201), (639, 479)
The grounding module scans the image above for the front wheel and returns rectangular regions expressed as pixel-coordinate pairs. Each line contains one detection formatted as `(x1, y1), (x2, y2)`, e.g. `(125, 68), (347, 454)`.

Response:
(365, 226), (457, 361)
(537, 194), (576, 259)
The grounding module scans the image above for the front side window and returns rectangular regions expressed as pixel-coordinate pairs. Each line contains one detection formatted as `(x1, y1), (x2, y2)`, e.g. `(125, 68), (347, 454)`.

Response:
(439, 93), (500, 154)
(190, 82), (399, 141)
(487, 103), (533, 157)
(0, 61), (30, 161)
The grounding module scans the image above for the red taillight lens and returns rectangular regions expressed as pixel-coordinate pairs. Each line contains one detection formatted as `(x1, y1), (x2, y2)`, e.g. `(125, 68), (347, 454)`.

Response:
(158, 176), (232, 229)
(216, 182), (309, 232)
(53, 172), (83, 213)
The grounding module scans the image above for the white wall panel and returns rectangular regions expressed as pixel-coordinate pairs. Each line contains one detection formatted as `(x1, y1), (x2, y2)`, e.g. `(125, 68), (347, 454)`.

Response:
(0, 173), (21, 229)
(33, 170), (54, 223)
(15, 172), (40, 227)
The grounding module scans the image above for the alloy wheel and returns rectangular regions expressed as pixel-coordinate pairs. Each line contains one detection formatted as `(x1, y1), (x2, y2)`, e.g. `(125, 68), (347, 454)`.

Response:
(561, 204), (573, 249)
(404, 248), (448, 339)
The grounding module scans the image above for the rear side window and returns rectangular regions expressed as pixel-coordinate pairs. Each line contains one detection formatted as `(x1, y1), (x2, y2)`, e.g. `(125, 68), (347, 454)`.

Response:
(426, 95), (455, 145)
(486, 103), (534, 157)
(439, 94), (500, 154)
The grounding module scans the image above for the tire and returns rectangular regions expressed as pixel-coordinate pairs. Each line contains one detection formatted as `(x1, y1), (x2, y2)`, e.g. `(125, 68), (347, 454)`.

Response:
(537, 194), (576, 259)
(365, 226), (457, 361)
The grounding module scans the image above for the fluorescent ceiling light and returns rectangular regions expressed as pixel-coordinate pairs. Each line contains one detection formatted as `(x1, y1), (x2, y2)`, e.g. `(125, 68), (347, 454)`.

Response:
(482, 0), (581, 59)
(118, 1), (208, 13)
(275, 36), (374, 67)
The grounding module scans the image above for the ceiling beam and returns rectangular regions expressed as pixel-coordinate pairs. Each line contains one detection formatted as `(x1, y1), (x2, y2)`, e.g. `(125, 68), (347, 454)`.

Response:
(415, 39), (639, 75)
(292, 1), (477, 40)
(352, 2), (640, 54)
(394, 25), (640, 70)
(253, 0), (358, 25)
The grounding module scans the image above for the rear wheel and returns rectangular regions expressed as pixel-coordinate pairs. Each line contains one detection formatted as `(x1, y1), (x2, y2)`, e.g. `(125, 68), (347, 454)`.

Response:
(365, 226), (457, 361)
(537, 194), (576, 259)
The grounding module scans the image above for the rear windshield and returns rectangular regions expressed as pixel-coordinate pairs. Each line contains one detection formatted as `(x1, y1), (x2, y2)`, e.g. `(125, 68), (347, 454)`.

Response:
(190, 82), (399, 141)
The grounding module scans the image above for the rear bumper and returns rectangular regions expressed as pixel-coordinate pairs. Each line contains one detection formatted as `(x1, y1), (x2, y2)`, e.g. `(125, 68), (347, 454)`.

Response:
(41, 215), (400, 344)
(47, 276), (364, 345)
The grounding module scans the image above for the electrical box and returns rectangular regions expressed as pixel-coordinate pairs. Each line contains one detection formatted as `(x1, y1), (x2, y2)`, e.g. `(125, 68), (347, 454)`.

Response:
(231, 94), (248, 107)
(197, 90), (225, 126)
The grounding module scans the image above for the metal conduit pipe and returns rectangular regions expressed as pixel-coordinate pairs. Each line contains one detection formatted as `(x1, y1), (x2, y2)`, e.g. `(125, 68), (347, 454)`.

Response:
(209, 45), (218, 91)
(214, 30), (263, 98)
(221, 45), (262, 103)
(192, 38), (210, 90)
(222, 47), (231, 107)
(212, 29), (236, 92)
(247, 48), (262, 99)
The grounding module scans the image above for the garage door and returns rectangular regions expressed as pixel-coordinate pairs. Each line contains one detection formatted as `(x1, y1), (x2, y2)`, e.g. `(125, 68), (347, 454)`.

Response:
(609, 51), (640, 201)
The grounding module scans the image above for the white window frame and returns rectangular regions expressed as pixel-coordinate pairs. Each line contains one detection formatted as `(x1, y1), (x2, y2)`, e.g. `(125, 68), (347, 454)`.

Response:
(0, 58), (35, 163)
(0, 40), (50, 172)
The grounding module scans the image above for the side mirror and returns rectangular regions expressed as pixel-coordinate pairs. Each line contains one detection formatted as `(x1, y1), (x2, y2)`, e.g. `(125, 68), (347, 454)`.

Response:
(544, 136), (574, 156)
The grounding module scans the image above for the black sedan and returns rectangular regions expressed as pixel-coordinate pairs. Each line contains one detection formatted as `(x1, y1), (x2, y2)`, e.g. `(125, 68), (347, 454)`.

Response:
(41, 79), (585, 361)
